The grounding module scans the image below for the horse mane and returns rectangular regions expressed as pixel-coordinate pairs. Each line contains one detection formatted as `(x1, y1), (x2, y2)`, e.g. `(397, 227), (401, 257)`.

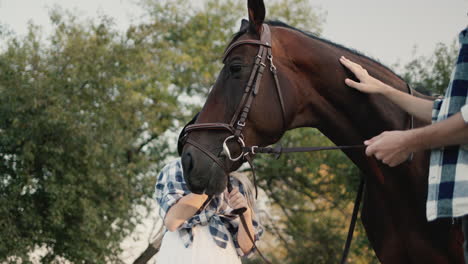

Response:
(230, 20), (406, 82)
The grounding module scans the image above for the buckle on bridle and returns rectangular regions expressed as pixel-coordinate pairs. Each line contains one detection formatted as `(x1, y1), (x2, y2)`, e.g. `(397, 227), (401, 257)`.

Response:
(268, 54), (277, 72)
(222, 135), (246, 161)
(251, 146), (258, 154)
(237, 121), (246, 127)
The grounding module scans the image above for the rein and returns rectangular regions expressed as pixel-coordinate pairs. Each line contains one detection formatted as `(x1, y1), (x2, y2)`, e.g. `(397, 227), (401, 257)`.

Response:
(243, 144), (366, 158)
(182, 23), (414, 264)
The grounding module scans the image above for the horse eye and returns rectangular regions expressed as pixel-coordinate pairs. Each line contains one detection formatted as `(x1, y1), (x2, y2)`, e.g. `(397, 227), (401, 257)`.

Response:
(229, 64), (242, 74)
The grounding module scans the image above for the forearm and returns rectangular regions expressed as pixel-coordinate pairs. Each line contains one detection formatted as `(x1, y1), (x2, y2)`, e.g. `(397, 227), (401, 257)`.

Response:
(381, 85), (434, 123)
(237, 209), (256, 254)
(164, 193), (208, 231)
(408, 112), (468, 151)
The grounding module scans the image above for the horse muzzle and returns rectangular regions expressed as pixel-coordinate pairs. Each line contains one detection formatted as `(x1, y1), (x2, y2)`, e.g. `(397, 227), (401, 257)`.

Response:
(181, 144), (228, 196)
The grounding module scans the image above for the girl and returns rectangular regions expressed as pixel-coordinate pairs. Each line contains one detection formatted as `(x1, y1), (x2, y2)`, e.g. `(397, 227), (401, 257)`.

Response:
(154, 158), (263, 264)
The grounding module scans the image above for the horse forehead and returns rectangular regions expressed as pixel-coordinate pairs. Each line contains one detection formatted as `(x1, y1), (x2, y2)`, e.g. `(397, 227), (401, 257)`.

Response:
(227, 26), (292, 60)
(226, 33), (261, 58)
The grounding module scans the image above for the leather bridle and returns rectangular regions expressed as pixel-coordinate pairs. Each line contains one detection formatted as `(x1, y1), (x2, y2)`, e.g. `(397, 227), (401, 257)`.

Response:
(183, 24), (286, 173)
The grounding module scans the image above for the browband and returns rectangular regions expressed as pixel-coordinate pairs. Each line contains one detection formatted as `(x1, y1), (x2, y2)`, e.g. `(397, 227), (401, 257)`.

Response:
(222, 24), (272, 62)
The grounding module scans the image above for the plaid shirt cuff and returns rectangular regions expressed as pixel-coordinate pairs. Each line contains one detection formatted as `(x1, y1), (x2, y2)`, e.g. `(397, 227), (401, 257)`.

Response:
(461, 104), (468, 124)
(158, 191), (184, 221)
(233, 233), (259, 258)
(231, 218), (263, 258)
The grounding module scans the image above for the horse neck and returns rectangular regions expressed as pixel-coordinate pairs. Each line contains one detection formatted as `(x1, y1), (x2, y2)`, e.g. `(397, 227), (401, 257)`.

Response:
(275, 27), (413, 175)
(281, 31), (410, 144)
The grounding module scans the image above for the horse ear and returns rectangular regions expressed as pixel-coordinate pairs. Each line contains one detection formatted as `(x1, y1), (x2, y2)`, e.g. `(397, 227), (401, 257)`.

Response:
(247, 0), (265, 34)
(240, 19), (250, 32)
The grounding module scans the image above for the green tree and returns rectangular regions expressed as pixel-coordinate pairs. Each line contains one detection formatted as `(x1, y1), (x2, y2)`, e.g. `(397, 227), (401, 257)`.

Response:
(0, 8), (179, 263)
(135, 0), (243, 98)
(268, 0), (324, 34)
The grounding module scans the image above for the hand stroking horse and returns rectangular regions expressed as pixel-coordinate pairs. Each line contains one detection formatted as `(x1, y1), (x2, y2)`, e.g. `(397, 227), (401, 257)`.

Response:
(179, 0), (464, 263)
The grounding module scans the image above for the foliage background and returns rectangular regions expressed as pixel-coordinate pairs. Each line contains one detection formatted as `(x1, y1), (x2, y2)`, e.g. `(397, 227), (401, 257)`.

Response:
(0, 0), (457, 263)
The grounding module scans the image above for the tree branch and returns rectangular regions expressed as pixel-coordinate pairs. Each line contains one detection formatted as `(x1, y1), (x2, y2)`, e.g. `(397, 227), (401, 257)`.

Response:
(132, 225), (165, 264)
(136, 133), (159, 154)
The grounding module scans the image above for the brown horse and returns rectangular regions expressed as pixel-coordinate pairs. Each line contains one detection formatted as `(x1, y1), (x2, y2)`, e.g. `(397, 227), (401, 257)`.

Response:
(180, 0), (464, 262)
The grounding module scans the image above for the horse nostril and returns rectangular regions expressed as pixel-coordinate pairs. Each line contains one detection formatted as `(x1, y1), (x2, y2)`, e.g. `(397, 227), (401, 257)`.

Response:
(182, 151), (194, 175)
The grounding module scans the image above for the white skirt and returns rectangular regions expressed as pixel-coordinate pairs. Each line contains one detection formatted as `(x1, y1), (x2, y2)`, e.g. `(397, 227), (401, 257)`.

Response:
(156, 224), (242, 264)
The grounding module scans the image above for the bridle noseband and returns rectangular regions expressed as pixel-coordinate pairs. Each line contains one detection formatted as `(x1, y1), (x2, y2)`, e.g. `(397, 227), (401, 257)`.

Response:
(183, 24), (287, 170)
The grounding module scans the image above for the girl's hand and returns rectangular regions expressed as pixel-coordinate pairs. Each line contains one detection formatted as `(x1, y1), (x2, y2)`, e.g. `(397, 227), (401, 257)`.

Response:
(227, 187), (250, 216)
(227, 187), (256, 254)
(339, 56), (390, 95)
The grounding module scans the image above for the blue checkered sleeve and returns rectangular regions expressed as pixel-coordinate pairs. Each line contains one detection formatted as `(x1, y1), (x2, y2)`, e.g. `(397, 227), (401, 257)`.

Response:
(225, 179), (264, 258)
(154, 159), (191, 221)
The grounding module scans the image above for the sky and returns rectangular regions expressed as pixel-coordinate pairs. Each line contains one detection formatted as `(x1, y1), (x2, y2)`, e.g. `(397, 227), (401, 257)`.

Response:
(1, 0), (468, 67)
(312, 0), (468, 66)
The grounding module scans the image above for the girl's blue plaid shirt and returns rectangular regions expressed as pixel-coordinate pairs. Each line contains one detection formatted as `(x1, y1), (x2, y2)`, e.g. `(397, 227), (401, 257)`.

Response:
(154, 159), (264, 258)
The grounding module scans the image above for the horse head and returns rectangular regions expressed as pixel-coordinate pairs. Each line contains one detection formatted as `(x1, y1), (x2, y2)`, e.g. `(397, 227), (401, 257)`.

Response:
(180, 0), (312, 195)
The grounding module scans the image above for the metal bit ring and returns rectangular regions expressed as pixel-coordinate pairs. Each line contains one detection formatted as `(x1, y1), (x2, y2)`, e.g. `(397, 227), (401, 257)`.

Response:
(222, 135), (245, 161)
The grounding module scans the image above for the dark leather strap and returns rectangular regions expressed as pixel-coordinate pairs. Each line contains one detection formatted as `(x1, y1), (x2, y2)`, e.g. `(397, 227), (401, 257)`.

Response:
(407, 83), (415, 162)
(260, 23), (272, 46)
(229, 45), (266, 128)
(234, 45), (269, 138)
(227, 166), (270, 264)
(245, 155), (259, 199)
(194, 195), (213, 216)
(185, 138), (228, 173)
(340, 178), (365, 264)
(267, 48), (287, 130)
(238, 213), (272, 264)
(186, 123), (235, 134)
(223, 24), (273, 62)
(245, 145), (366, 158)
(223, 40), (271, 62)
